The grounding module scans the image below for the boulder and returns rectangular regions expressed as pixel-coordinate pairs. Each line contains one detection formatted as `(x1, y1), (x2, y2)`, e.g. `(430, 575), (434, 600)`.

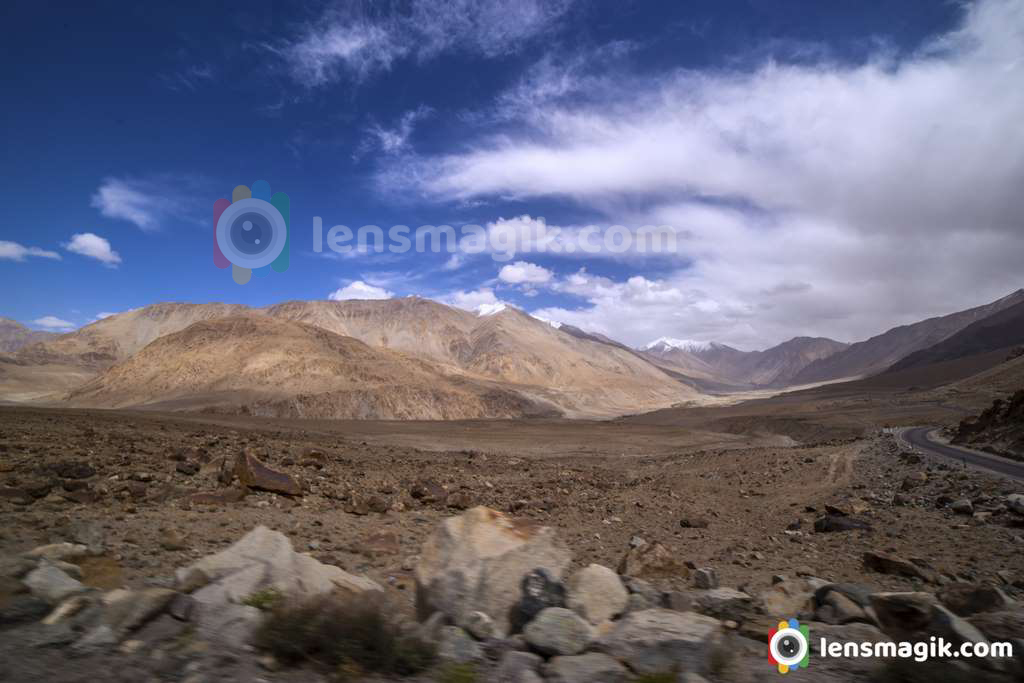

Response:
(23, 542), (90, 563)
(437, 626), (483, 663)
(175, 526), (380, 647)
(871, 591), (991, 652)
(950, 499), (974, 515)
(544, 653), (629, 683)
(938, 584), (1014, 617)
(693, 568), (718, 590)
(617, 541), (688, 579)
(863, 551), (938, 583)
(102, 588), (178, 637)
(807, 622), (890, 655)
(524, 607), (593, 656)
(759, 578), (819, 618)
(814, 515), (871, 533)
(594, 608), (722, 676)
(1006, 494), (1024, 516)
(511, 568), (567, 633)
(901, 472), (927, 490)
(968, 609), (1024, 642)
(567, 564), (628, 625)
(233, 452), (301, 496)
(415, 507), (571, 636)
(494, 651), (543, 683)
(691, 588), (753, 623)
(24, 561), (88, 604)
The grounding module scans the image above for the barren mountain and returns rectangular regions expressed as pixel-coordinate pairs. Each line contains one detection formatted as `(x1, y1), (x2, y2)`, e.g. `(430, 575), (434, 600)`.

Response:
(953, 389), (1024, 459)
(65, 316), (555, 419)
(886, 299), (1024, 373)
(641, 336), (847, 388)
(790, 289), (1024, 385)
(0, 318), (55, 352)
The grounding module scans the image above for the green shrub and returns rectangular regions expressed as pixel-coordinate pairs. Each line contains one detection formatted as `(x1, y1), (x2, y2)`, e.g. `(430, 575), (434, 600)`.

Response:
(435, 662), (478, 683)
(253, 592), (435, 678)
(242, 588), (282, 610)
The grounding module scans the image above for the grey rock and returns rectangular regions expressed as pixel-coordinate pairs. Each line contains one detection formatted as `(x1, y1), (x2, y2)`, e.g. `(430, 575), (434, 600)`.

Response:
(67, 520), (106, 554)
(691, 588), (753, 622)
(566, 564), (627, 625)
(103, 588), (178, 637)
(524, 607), (593, 656)
(544, 652), (629, 683)
(416, 507), (571, 636)
(693, 568), (718, 590)
(807, 622), (891, 654)
(623, 576), (662, 605)
(510, 568), (567, 633)
(938, 584), (1014, 617)
(22, 543), (89, 563)
(595, 608), (722, 675)
(195, 602), (262, 649)
(1005, 494), (1024, 516)
(626, 593), (653, 613)
(493, 651), (543, 683)
(0, 594), (51, 627)
(72, 624), (118, 654)
(24, 561), (88, 604)
(759, 578), (817, 618)
(437, 626), (483, 663)
(464, 610), (496, 640)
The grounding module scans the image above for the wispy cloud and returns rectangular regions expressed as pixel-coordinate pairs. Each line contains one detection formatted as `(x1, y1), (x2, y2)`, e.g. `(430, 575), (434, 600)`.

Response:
(32, 315), (75, 331)
(0, 240), (61, 262)
(358, 105), (433, 158)
(64, 233), (122, 267)
(274, 0), (575, 87)
(159, 63), (216, 92)
(90, 176), (200, 231)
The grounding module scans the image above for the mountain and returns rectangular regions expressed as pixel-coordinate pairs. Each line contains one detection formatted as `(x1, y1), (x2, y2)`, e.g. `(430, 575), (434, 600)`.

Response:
(790, 289), (1024, 385)
(65, 315), (556, 419)
(640, 336), (847, 388)
(952, 389), (1024, 459)
(0, 318), (55, 352)
(886, 299), (1024, 373)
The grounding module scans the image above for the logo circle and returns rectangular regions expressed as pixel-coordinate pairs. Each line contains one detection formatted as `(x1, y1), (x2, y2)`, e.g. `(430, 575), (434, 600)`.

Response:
(216, 197), (286, 269)
(770, 627), (808, 667)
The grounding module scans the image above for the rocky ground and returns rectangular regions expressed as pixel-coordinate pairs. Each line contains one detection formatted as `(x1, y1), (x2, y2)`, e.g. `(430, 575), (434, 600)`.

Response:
(0, 406), (1022, 682)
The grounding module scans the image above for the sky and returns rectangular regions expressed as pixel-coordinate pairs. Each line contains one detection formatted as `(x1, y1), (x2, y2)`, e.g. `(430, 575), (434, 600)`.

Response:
(2, 0), (1022, 350)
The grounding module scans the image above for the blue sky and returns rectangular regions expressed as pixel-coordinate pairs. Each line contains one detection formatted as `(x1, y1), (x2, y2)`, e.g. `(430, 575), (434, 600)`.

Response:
(2, 0), (1022, 349)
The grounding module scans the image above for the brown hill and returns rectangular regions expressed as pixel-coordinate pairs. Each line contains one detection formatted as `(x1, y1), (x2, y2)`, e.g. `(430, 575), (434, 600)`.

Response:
(0, 318), (55, 352)
(65, 316), (556, 420)
(953, 389), (1024, 460)
(887, 299), (1024, 373)
(790, 289), (1024, 385)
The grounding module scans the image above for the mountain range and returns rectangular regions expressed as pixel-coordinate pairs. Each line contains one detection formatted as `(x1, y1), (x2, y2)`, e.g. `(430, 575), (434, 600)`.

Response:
(1, 288), (1021, 419)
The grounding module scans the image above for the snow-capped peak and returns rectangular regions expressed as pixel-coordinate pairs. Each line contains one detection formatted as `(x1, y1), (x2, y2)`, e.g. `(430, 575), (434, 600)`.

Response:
(476, 302), (507, 316)
(643, 337), (719, 353)
(531, 314), (562, 329)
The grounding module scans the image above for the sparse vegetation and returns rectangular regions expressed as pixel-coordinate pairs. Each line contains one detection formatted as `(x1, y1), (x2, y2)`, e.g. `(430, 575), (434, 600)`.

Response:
(434, 662), (478, 683)
(242, 587), (282, 610)
(253, 592), (435, 678)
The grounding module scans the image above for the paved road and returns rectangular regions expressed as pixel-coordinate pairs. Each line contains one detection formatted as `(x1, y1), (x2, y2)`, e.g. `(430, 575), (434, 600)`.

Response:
(901, 427), (1024, 481)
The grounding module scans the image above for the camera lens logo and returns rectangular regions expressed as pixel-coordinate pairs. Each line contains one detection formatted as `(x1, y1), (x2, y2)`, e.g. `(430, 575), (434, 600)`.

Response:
(768, 618), (810, 674)
(213, 180), (289, 285)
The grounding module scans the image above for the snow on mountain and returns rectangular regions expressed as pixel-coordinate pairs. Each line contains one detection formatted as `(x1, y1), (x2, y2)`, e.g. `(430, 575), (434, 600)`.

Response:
(643, 337), (721, 353)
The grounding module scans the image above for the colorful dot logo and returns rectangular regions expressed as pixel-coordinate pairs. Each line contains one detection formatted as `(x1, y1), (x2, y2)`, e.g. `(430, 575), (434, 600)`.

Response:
(769, 618), (810, 674)
(213, 180), (289, 285)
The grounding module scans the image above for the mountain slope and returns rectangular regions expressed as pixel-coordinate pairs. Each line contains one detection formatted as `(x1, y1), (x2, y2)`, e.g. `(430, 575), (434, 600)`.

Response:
(790, 290), (1024, 385)
(0, 318), (55, 352)
(65, 316), (556, 419)
(887, 299), (1024, 373)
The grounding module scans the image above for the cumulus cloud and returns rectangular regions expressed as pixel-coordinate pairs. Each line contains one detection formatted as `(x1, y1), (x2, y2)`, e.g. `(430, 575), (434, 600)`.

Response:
(443, 286), (510, 315)
(498, 260), (553, 284)
(32, 316), (75, 331)
(275, 0), (574, 86)
(0, 240), (61, 262)
(328, 280), (394, 300)
(64, 233), (122, 266)
(91, 176), (197, 231)
(389, 0), (1024, 347)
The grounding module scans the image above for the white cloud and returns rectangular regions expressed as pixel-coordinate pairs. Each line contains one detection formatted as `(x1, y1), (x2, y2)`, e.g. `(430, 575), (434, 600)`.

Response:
(276, 0), (574, 86)
(328, 280), (394, 300)
(94, 312), (118, 321)
(498, 260), (553, 284)
(90, 176), (196, 231)
(64, 233), (122, 266)
(389, 0), (1024, 347)
(32, 316), (75, 331)
(360, 106), (432, 157)
(443, 286), (511, 316)
(0, 241), (61, 262)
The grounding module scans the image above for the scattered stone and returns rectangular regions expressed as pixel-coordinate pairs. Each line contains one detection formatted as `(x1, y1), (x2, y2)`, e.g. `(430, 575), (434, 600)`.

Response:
(363, 529), (401, 556)
(901, 472), (928, 490)
(950, 499), (974, 515)
(464, 610), (496, 640)
(72, 624), (117, 655)
(160, 528), (187, 551)
(437, 626), (483, 663)
(24, 561), (88, 604)
(937, 584), (1014, 617)
(102, 588), (177, 637)
(566, 564), (628, 625)
(691, 588), (753, 622)
(544, 652), (629, 683)
(622, 576), (662, 606)
(617, 541), (688, 579)
(759, 578), (818, 617)
(595, 608), (722, 676)
(663, 591), (692, 613)
(23, 542), (89, 563)
(495, 651), (543, 683)
(54, 461), (96, 479)
(176, 461), (199, 476)
(1005, 494), (1024, 516)
(410, 479), (447, 504)
(415, 507), (571, 635)
(679, 516), (709, 529)
(693, 568), (718, 590)
(524, 607), (593, 656)
(233, 451), (301, 496)
(863, 551), (938, 583)
(446, 490), (473, 510)
(814, 515), (871, 533)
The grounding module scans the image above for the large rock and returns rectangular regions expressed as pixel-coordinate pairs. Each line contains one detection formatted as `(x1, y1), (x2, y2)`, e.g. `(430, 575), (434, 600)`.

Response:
(24, 561), (88, 604)
(871, 591), (990, 653)
(437, 626), (484, 663)
(233, 452), (301, 496)
(102, 588), (177, 637)
(511, 568), (567, 633)
(1005, 494), (1024, 516)
(524, 607), (593, 656)
(759, 578), (822, 618)
(863, 551), (938, 583)
(415, 507), (571, 636)
(494, 651), (543, 683)
(175, 526), (380, 646)
(692, 588), (754, 622)
(594, 608), (722, 675)
(567, 564), (628, 625)
(544, 653), (629, 683)
(617, 541), (688, 579)
(938, 584), (1014, 617)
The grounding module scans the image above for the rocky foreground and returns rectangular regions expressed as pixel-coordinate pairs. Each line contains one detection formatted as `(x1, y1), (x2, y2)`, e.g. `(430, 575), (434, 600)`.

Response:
(1, 407), (1023, 681)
